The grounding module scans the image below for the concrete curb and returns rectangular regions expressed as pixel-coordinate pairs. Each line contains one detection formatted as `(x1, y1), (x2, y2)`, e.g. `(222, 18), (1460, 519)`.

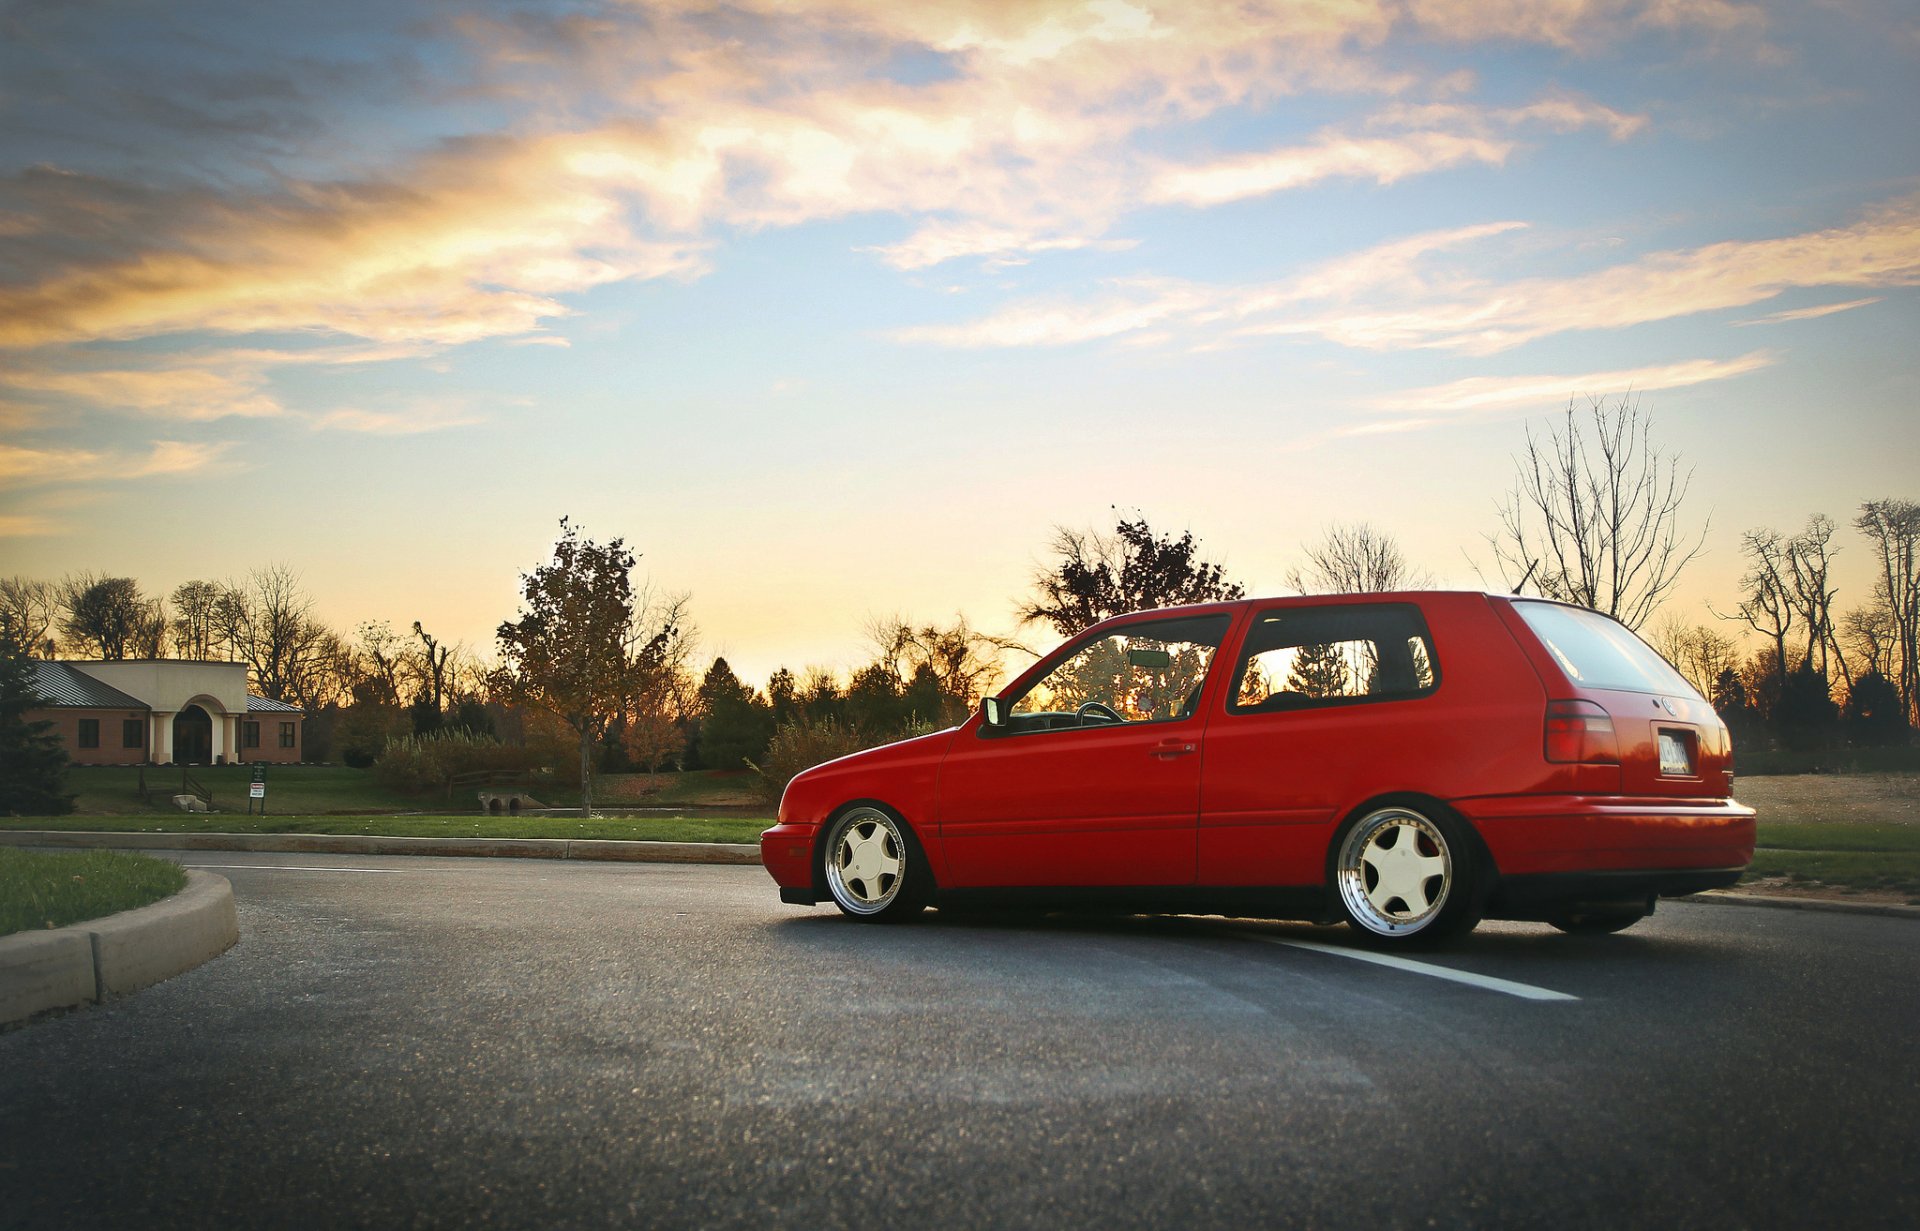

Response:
(1, 870), (238, 1027)
(1685, 889), (1920, 920)
(0, 829), (763, 865)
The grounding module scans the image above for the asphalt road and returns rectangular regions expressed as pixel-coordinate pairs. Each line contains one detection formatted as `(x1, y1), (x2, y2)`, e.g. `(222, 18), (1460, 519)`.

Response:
(2, 854), (1915, 1230)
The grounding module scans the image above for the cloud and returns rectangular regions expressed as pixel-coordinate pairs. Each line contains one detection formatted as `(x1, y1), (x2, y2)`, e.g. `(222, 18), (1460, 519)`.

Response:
(892, 278), (1212, 348)
(0, 139), (713, 352)
(0, 439), (232, 485)
(869, 223), (1138, 271)
(1365, 351), (1776, 416)
(899, 195), (1920, 353)
(308, 402), (486, 435)
(1735, 297), (1883, 326)
(894, 221), (1525, 347)
(1149, 97), (1644, 209)
(0, 0), (1768, 362)
(0, 514), (57, 537)
(0, 364), (282, 421)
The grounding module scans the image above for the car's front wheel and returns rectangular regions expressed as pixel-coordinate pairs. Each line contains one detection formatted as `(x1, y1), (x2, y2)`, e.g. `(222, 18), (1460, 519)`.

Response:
(821, 805), (930, 922)
(1332, 804), (1482, 946)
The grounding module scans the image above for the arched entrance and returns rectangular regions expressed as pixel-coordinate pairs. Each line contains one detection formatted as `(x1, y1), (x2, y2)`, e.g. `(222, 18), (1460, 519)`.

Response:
(173, 705), (213, 765)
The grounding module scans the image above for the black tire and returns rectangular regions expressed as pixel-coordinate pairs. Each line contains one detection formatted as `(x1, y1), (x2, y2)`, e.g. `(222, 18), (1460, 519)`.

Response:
(820, 804), (930, 923)
(1330, 803), (1483, 947)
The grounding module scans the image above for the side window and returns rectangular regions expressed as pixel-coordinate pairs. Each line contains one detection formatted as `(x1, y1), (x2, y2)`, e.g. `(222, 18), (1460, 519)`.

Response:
(1231, 604), (1438, 714)
(1004, 614), (1232, 732)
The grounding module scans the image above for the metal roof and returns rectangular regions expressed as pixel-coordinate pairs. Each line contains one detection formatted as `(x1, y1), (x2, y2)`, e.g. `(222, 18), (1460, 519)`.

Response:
(246, 694), (303, 713)
(31, 662), (147, 709)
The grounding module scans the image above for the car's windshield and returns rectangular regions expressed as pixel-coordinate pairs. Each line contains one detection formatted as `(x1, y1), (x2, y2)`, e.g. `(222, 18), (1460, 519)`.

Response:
(1012, 614), (1231, 725)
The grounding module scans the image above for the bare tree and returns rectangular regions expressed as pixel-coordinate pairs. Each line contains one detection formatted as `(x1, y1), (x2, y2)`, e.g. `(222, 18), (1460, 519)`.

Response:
(869, 615), (1021, 724)
(1722, 528), (1795, 681)
(412, 621), (451, 714)
(216, 565), (341, 708)
(1649, 616), (1742, 700)
(1486, 395), (1706, 630)
(1841, 590), (1899, 681)
(169, 581), (223, 660)
(1854, 498), (1920, 724)
(1779, 514), (1848, 687)
(0, 577), (61, 657)
(1287, 522), (1432, 594)
(352, 620), (411, 706)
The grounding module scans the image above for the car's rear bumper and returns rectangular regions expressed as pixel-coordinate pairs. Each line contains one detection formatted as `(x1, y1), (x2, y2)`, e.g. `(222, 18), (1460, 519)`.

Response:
(759, 822), (817, 894)
(1486, 867), (1744, 920)
(1455, 794), (1756, 877)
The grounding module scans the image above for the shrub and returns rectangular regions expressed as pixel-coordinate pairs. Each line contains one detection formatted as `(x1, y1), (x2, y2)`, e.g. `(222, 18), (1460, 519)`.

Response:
(372, 729), (542, 793)
(747, 716), (941, 802)
(748, 718), (869, 802)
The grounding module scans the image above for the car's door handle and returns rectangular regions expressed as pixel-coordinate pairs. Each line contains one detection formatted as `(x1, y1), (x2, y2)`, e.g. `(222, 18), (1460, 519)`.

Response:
(1151, 740), (1197, 758)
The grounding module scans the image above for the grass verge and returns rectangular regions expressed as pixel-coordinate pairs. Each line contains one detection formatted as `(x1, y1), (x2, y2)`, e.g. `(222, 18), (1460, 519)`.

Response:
(1745, 822), (1920, 901)
(0, 813), (772, 844)
(0, 849), (187, 938)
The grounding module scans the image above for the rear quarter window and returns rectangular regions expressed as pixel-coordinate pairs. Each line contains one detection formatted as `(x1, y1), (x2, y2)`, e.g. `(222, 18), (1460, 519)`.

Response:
(1230, 602), (1438, 713)
(1511, 601), (1696, 697)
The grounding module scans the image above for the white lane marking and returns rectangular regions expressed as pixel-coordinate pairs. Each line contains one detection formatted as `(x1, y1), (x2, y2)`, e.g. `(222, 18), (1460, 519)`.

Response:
(1251, 935), (1579, 1002)
(181, 863), (407, 874)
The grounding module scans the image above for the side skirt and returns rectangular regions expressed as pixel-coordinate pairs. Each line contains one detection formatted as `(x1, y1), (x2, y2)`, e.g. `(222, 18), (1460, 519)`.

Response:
(932, 884), (1337, 923)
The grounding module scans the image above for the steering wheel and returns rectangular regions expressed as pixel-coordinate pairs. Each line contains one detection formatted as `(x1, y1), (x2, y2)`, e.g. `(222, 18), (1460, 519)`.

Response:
(1075, 701), (1124, 724)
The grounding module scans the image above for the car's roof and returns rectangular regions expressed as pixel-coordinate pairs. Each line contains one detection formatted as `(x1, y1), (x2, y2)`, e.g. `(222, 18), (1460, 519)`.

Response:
(1095, 589), (1510, 624)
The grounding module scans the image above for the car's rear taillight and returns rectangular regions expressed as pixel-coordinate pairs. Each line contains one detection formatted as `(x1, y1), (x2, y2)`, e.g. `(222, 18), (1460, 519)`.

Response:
(1545, 700), (1619, 764)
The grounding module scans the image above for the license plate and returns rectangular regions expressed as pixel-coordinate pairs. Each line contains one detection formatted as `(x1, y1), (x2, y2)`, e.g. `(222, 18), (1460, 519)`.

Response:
(1658, 731), (1693, 776)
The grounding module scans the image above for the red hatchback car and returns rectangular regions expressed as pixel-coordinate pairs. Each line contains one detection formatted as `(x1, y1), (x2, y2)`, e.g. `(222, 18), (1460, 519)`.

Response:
(760, 592), (1755, 944)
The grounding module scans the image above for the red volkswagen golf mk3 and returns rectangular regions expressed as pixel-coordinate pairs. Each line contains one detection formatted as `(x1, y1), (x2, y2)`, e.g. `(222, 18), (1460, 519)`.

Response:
(760, 592), (1756, 946)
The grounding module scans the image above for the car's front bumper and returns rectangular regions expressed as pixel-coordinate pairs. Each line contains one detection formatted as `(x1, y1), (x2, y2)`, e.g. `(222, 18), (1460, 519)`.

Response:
(759, 822), (817, 895)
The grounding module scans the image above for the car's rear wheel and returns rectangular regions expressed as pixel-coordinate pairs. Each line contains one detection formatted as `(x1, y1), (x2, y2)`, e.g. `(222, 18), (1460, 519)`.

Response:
(822, 805), (929, 923)
(1332, 804), (1481, 945)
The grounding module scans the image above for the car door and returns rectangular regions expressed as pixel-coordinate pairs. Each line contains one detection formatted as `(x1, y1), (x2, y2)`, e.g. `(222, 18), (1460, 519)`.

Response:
(935, 612), (1235, 888)
(1198, 601), (1443, 886)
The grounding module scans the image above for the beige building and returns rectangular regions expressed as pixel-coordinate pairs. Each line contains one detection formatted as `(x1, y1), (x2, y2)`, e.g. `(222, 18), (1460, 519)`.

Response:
(31, 660), (304, 765)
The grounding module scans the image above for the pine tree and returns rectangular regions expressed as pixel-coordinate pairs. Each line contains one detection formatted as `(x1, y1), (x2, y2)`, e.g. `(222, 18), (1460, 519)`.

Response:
(0, 623), (74, 815)
(1286, 641), (1352, 700)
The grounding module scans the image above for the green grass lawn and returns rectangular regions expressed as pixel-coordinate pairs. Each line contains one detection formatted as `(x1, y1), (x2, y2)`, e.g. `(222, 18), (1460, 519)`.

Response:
(0, 849), (187, 938)
(1745, 822), (1920, 901)
(0, 812), (772, 844)
(62, 764), (762, 817)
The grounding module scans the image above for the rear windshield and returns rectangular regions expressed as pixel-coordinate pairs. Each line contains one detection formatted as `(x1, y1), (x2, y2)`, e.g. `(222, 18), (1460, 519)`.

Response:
(1512, 601), (1697, 697)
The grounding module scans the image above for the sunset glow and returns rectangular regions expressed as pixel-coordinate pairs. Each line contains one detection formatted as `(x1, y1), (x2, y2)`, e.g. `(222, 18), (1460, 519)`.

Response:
(2, 0), (1915, 684)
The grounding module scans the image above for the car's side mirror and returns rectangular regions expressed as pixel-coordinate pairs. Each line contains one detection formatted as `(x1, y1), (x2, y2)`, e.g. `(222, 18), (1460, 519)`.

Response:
(981, 695), (1007, 728)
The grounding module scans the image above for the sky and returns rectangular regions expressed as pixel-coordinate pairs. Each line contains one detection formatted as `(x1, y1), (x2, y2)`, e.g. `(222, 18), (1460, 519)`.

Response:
(2, 0), (1916, 688)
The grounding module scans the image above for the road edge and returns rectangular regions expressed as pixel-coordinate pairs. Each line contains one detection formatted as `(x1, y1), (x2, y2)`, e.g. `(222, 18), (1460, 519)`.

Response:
(1684, 888), (1920, 920)
(0, 870), (238, 1027)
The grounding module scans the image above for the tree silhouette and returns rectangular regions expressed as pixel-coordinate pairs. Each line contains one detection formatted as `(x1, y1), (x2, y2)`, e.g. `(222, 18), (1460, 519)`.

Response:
(495, 519), (681, 816)
(1021, 511), (1244, 637)
(1487, 395), (1705, 630)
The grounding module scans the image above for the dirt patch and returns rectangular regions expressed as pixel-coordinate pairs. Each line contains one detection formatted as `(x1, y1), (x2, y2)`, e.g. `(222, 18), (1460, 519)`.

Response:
(1734, 773), (1920, 826)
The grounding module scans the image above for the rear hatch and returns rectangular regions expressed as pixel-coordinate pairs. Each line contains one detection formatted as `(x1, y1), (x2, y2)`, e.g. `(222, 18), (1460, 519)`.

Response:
(1501, 599), (1734, 799)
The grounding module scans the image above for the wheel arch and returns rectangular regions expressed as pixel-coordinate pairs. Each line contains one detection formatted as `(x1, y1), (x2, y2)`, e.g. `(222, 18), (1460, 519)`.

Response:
(1323, 791), (1501, 900)
(811, 798), (940, 899)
